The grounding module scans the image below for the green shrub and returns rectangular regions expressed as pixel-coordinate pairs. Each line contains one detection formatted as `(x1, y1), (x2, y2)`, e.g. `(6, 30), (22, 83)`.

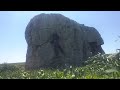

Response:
(0, 63), (20, 72)
(0, 53), (120, 79)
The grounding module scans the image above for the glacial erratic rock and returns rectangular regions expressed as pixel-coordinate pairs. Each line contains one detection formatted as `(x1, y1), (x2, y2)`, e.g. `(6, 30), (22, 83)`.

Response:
(25, 13), (105, 70)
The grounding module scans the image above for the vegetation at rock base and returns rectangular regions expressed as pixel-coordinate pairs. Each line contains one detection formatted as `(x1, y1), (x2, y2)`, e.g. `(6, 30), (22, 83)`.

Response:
(0, 53), (120, 79)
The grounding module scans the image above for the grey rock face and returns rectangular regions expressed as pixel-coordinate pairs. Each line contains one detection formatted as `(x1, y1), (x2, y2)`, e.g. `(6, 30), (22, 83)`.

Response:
(25, 13), (105, 70)
(82, 26), (105, 56)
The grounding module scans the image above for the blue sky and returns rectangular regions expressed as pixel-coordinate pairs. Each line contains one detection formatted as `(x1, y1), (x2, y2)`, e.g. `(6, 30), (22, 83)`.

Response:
(0, 11), (120, 64)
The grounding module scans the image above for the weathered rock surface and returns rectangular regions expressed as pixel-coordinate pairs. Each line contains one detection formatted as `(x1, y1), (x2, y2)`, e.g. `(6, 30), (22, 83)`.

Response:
(82, 25), (105, 56)
(25, 13), (105, 70)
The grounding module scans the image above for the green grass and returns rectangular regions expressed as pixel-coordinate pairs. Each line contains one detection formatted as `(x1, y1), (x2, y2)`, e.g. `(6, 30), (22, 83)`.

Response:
(0, 53), (120, 79)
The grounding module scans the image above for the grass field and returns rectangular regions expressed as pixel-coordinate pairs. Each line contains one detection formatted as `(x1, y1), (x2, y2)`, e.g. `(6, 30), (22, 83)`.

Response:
(0, 53), (120, 79)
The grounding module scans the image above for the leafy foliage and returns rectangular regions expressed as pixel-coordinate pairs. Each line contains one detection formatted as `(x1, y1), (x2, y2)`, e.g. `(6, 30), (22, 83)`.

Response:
(0, 63), (20, 72)
(0, 53), (120, 79)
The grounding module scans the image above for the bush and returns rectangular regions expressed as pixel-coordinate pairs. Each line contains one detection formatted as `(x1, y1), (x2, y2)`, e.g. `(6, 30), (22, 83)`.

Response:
(84, 53), (120, 73)
(0, 53), (120, 79)
(0, 63), (20, 72)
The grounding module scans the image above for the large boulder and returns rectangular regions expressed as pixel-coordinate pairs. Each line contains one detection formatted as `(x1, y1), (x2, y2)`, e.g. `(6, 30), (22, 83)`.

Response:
(25, 13), (105, 70)
(25, 13), (85, 69)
